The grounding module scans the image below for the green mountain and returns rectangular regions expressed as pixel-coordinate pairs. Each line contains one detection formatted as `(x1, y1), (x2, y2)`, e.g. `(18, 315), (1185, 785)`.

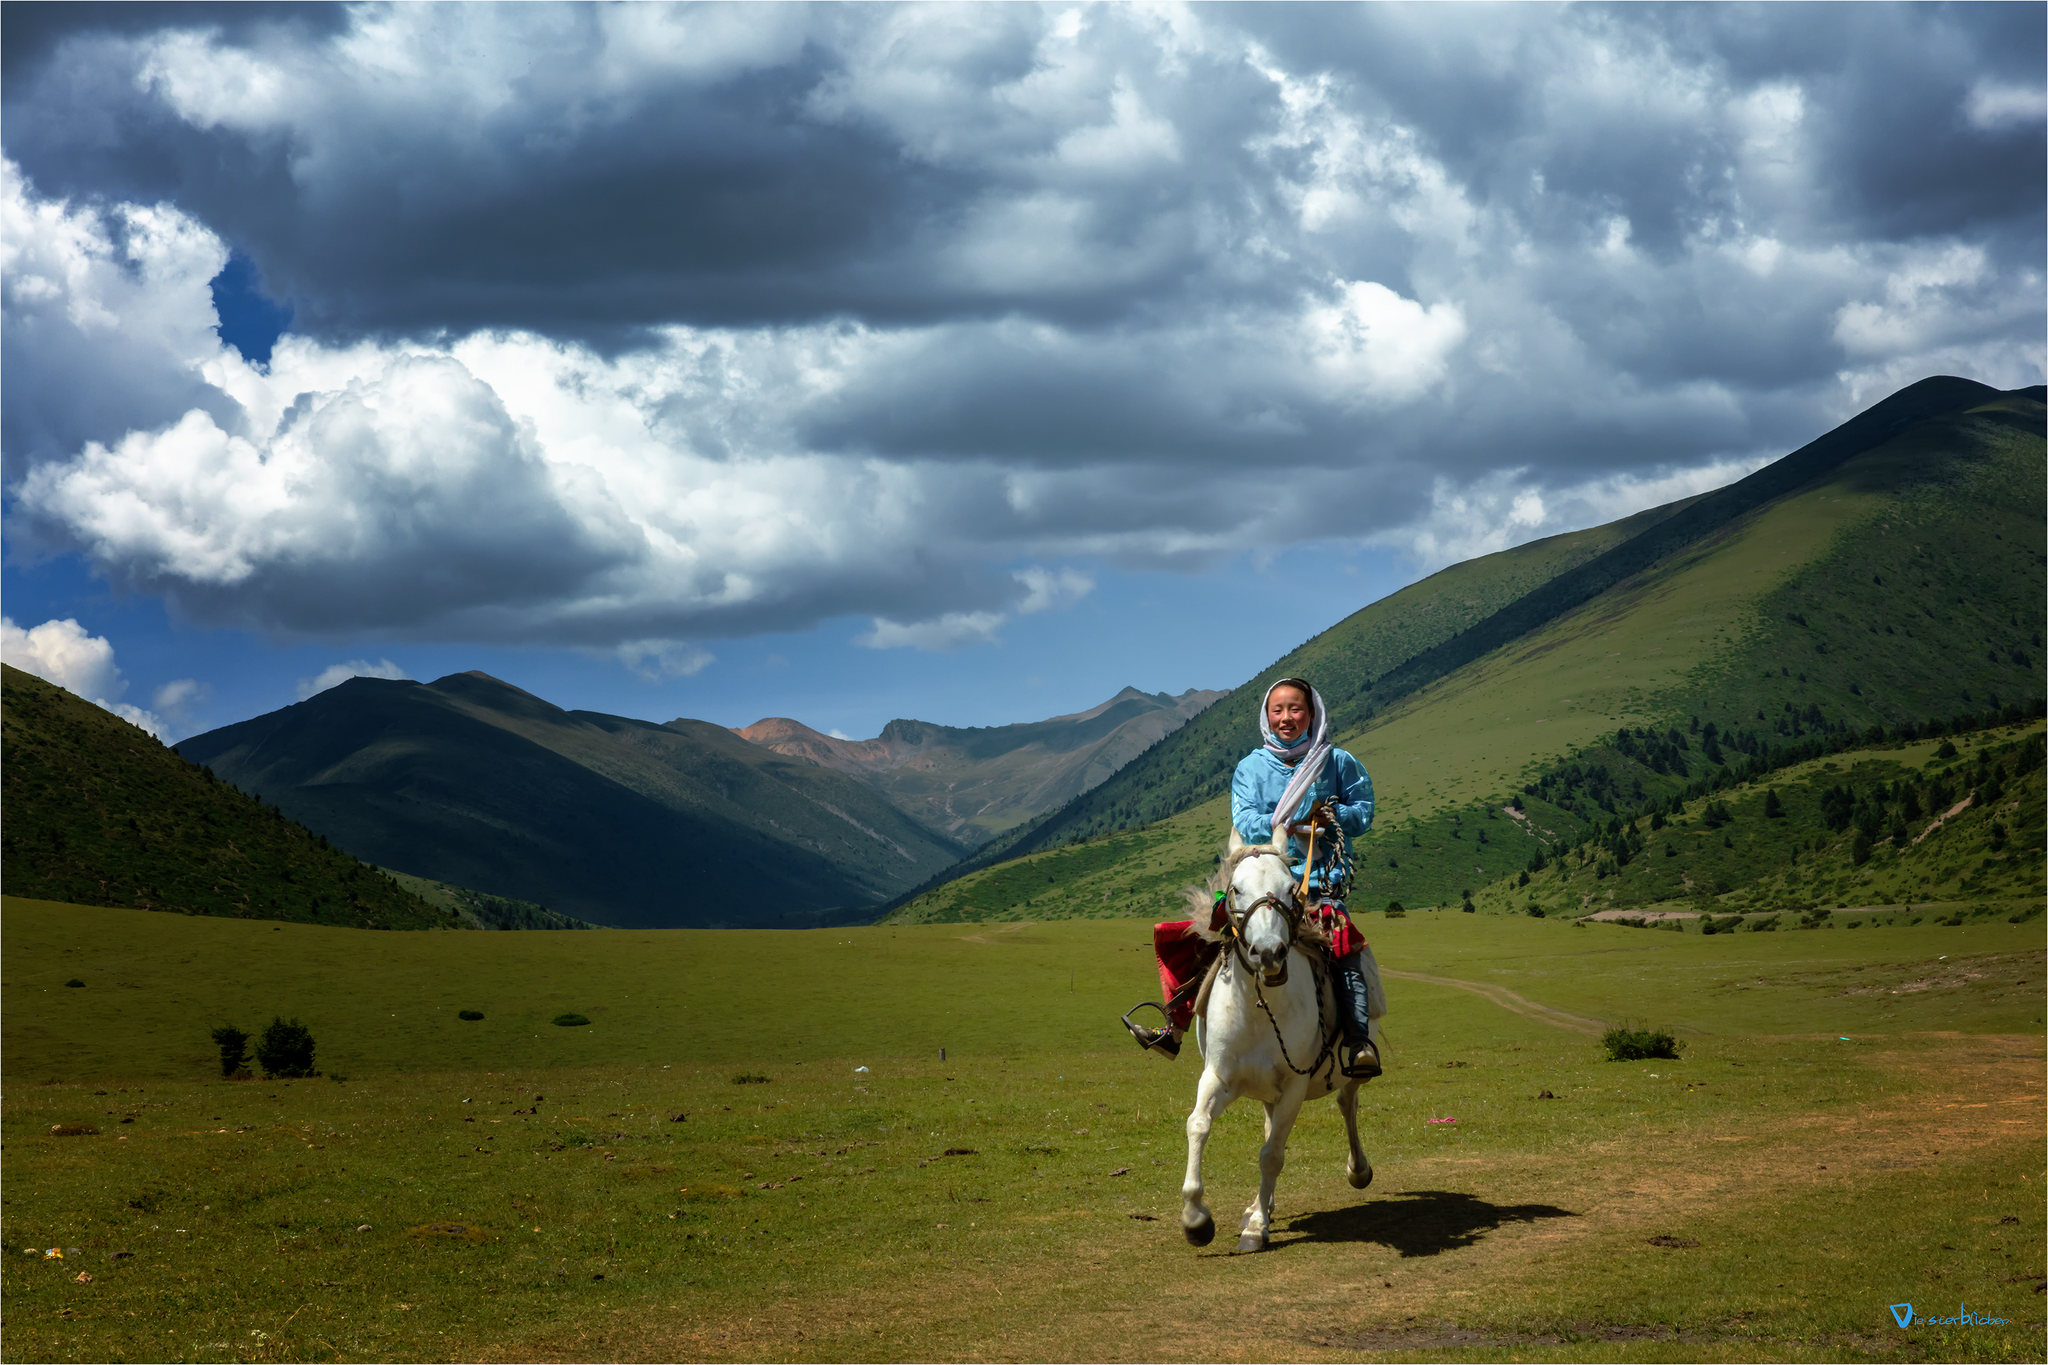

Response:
(0, 664), (450, 929)
(382, 870), (596, 930)
(1487, 718), (2045, 922)
(886, 376), (2045, 924)
(735, 685), (1225, 845)
(175, 671), (972, 929)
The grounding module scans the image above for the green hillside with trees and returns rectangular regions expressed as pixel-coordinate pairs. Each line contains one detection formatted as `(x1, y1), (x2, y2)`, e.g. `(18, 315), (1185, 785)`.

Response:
(0, 665), (451, 930)
(1486, 717), (2045, 923)
(382, 871), (596, 931)
(886, 377), (2045, 925)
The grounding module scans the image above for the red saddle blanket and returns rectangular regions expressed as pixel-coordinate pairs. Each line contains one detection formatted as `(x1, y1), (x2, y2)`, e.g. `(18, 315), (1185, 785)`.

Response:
(1152, 902), (1363, 1031)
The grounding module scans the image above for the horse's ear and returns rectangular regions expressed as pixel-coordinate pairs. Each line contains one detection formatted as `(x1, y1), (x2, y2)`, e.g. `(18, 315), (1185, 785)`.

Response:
(1225, 827), (1246, 857)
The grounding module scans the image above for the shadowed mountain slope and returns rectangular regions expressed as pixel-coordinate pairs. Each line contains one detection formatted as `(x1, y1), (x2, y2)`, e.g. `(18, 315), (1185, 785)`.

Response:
(176, 672), (971, 928)
(887, 377), (2044, 923)
(735, 686), (1225, 844)
(1, 664), (450, 929)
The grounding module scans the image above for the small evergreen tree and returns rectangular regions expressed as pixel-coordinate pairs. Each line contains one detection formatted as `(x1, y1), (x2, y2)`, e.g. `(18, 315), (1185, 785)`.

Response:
(1763, 789), (1785, 819)
(210, 1025), (251, 1078)
(255, 1017), (317, 1078)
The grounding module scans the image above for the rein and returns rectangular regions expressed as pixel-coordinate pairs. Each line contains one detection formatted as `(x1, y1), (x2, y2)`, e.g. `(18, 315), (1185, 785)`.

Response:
(1221, 846), (1339, 1081)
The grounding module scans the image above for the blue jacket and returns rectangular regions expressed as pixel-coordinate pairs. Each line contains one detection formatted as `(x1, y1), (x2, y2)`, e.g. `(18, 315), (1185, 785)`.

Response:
(1230, 747), (1374, 895)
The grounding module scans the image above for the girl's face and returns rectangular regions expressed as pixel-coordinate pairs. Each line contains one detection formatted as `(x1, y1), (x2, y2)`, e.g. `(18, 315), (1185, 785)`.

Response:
(1266, 686), (1312, 744)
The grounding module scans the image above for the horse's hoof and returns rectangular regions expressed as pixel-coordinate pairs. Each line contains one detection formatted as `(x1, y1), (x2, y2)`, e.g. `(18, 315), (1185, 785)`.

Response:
(1349, 1161), (1374, 1191)
(1234, 1233), (1266, 1253)
(1184, 1213), (1216, 1247)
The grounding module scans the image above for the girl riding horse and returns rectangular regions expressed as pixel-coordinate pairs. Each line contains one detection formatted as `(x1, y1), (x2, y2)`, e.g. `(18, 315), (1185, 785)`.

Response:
(1125, 676), (1383, 1078)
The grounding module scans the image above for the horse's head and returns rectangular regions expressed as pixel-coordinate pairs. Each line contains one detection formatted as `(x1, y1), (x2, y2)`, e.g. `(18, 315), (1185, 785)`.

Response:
(1227, 848), (1299, 985)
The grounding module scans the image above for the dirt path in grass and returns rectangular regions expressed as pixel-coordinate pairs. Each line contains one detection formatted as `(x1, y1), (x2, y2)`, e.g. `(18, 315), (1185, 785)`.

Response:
(492, 1033), (2044, 1363)
(1379, 967), (1608, 1034)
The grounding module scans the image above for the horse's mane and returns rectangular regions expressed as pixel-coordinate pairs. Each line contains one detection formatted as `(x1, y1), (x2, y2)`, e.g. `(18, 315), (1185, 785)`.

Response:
(1177, 837), (1286, 944)
(1177, 827), (1340, 955)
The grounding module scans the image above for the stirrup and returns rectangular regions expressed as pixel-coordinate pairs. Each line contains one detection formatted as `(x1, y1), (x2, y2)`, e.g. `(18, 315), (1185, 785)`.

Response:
(1341, 1038), (1382, 1079)
(1121, 1001), (1181, 1058)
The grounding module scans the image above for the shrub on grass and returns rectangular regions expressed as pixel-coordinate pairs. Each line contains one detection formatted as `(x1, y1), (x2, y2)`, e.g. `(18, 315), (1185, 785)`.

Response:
(458, 1010), (484, 1021)
(731, 1073), (770, 1085)
(255, 1017), (316, 1078)
(1524, 905), (1545, 917)
(1602, 1022), (1683, 1062)
(552, 1013), (591, 1027)
(210, 1024), (252, 1078)
(64, 978), (84, 988)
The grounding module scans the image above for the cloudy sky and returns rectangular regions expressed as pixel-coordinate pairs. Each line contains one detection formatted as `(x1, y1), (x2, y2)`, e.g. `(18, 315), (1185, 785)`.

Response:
(2, 2), (2041, 742)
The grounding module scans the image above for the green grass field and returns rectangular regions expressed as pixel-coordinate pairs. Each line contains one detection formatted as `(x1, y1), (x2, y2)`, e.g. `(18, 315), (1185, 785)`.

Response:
(3, 897), (2041, 1362)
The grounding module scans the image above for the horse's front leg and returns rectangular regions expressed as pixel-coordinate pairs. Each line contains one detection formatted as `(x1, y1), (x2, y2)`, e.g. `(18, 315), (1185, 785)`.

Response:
(1238, 1085), (1306, 1252)
(1336, 1076), (1373, 1190)
(1181, 1067), (1234, 1247)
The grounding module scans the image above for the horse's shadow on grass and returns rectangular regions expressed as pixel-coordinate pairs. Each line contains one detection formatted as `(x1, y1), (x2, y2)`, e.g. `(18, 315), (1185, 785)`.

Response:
(1276, 1190), (1578, 1258)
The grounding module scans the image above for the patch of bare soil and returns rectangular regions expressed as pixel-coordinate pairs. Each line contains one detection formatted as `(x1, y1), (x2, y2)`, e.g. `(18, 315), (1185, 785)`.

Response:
(1379, 968), (1608, 1034)
(1915, 795), (1975, 844)
(956, 922), (1048, 945)
(1729, 950), (2043, 999)
(1585, 908), (1697, 922)
(1304, 1321), (1726, 1352)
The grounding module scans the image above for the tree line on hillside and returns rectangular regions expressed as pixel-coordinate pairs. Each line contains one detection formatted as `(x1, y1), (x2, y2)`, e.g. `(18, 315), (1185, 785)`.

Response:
(1352, 696), (2045, 914)
(1521, 697), (2044, 847)
(1496, 706), (2044, 918)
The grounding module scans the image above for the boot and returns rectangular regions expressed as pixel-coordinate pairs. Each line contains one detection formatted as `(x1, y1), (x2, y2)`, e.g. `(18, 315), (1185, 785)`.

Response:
(1121, 1002), (1181, 1059)
(1329, 953), (1382, 1078)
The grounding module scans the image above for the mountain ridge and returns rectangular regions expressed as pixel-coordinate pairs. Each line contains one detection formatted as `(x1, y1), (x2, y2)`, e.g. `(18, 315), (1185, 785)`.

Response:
(733, 685), (1226, 842)
(176, 671), (973, 928)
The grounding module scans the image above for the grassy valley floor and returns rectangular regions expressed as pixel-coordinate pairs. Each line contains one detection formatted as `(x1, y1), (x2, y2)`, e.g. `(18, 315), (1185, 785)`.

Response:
(2, 900), (2041, 1362)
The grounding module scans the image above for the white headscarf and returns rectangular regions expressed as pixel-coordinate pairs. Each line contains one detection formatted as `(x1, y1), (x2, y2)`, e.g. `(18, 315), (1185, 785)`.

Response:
(1259, 678), (1330, 835)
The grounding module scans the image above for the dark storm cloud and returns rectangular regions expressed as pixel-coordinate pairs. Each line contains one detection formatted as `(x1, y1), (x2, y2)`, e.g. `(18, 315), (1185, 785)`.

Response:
(0, 4), (1283, 342)
(2, 3), (2040, 646)
(0, 1), (349, 81)
(2, 25), (979, 342)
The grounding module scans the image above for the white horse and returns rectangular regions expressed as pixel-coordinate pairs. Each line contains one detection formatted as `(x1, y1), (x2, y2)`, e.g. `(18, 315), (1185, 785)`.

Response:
(1180, 839), (1386, 1252)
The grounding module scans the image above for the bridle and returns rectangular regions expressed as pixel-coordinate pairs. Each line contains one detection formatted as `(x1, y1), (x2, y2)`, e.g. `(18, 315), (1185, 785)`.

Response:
(1220, 845), (1340, 1081)
(1219, 848), (1304, 981)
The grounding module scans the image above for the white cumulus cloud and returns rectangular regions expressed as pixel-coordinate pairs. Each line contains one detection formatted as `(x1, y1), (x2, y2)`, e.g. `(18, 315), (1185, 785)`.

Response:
(856, 610), (1008, 652)
(616, 641), (715, 681)
(0, 4), (2039, 654)
(1, 615), (166, 735)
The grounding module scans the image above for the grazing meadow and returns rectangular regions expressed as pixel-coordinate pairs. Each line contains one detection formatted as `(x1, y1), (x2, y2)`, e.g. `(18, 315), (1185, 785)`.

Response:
(2, 896), (2041, 1363)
